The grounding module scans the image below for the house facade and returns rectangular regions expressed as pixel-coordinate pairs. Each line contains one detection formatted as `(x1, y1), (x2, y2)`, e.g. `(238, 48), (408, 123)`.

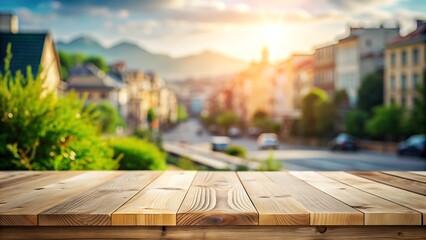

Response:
(0, 14), (63, 95)
(335, 26), (400, 106)
(385, 20), (426, 110)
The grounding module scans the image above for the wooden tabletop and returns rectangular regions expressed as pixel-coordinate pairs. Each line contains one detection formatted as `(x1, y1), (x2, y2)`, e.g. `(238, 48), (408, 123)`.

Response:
(1, 171), (425, 227)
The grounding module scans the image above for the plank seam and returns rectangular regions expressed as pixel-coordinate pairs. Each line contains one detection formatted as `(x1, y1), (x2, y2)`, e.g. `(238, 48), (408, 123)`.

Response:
(288, 171), (365, 225)
(235, 172), (260, 225)
(320, 172), (424, 225)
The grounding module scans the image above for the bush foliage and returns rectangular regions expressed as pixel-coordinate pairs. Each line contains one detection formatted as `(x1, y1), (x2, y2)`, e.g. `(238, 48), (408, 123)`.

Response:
(0, 44), (118, 170)
(108, 137), (166, 170)
(225, 145), (247, 158)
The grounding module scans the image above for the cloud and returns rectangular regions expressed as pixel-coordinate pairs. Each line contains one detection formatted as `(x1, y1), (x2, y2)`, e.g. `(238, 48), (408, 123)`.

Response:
(15, 7), (57, 26)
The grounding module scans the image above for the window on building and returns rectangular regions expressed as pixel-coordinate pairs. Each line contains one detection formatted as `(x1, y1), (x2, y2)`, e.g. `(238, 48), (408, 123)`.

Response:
(401, 74), (406, 90)
(365, 39), (372, 47)
(390, 97), (395, 105)
(413, 73), (419, 88)
(401, 96), (406, 107)
(390, 52), (396, 67)
(412, 48), (419, 65)
(390, 75), (395, 90)
(101, 92), (108, 99)
(401, 50), (407, 66)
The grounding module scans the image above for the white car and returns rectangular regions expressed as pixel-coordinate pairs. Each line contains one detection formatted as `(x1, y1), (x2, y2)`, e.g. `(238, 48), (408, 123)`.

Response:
(211, 136), (230, 152)
(257, 133), (279, 150)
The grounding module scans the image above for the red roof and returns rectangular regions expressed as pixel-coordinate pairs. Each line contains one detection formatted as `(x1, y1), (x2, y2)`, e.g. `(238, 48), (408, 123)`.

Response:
(388, 21), (426, 45)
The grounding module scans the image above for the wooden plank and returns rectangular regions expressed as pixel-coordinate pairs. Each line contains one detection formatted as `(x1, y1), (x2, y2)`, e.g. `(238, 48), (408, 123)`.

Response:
(0, 171), (45, 188)
(238, 172), (309, 225)
(411, 171), (426, 177)
(321, 171), (426, 225)
(164, 226), (426, 240)
(382, 171), (426, 183)
(290, 171), (421, 225)
(0, 226), (162, 239)
(112, 171), (196, 226)
(39, 171), (161, 226)
(0, 171), (84, 202)
(1, 226), (426, 240)
(0, 171), (122, 226)
(352, 171), (426, 196)
(177, 172), (258, 226)
(265, 172), (363, 225)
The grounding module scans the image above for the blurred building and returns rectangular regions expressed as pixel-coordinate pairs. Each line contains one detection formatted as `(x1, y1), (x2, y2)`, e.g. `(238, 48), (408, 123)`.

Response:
(385, 20), (426, 110)
(0, 13), (63, 95)
(336, 25), (400, 106)
(272, 54), (311, 132)
(293, 56), (314, 111)
(0, 13), (18, 33)
(67, 64), (128, 118)
(145, 72), (178, 126)
(313, 43), (336, 97)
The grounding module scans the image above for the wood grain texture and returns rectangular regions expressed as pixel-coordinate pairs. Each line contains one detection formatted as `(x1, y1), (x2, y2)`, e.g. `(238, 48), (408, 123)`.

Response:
(321, 171), (426, 225)
(164, 226), (426, 240)
(0, 171), (83, 202)
(291, 171), (421, 225)
(238, 172), (309, 225)
(382, 171), (426, 183)
(1, 226), (426, 240)
(0, 226), (162, 239)
(0, 171), (122, 226)
(38, 171), (161, 226)
(177, 172), (257, 226)
(0, 171), (45, 188)
(265, 172), (363, 225)
(112, 171), (196, 226)
(351, 171), (426, 196)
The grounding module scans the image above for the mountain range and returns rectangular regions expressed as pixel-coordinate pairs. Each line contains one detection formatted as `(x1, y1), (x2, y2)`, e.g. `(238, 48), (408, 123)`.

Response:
(56, 36), (248, 80)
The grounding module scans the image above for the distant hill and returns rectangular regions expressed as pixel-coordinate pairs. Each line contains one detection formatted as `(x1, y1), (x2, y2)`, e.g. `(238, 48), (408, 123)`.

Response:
(56, 36), (248, 80)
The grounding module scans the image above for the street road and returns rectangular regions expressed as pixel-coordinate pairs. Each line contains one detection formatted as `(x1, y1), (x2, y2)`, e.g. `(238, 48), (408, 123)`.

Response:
(163, 119), (426, 171)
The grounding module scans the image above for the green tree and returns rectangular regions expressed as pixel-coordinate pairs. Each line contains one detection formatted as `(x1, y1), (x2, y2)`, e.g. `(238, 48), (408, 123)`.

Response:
(177, 104), (188, 122)
(333, 89), (349, 107)
(216, 111), (239, 131)
(357, 71), (384, 113)
(406, 71), (426, 134)
(85, 102), (124, 134)
(301, 88), (328, 136)
(251, 110), (280, 133)
(0, 44), (118, 170)
(314, 99), (335, 137)
(345, 110), (369, 137)
(84, 56), (109, 73)
(366, 105), (405, 140)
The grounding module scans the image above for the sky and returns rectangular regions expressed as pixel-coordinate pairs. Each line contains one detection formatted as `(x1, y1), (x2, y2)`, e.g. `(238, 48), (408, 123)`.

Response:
(1, 0), (426, 62)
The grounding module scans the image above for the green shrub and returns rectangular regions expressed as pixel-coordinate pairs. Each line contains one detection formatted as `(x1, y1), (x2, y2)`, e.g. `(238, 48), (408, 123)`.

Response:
(85, 102), (124, 134)
(0, 44), (118, 170)
(258, 151), (281, 171)
(108, 137), (166, 170)
(225, 145), (247, 158)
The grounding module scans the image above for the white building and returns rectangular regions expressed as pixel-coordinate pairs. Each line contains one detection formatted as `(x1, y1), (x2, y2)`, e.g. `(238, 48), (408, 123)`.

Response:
(335, 26), (400, 105)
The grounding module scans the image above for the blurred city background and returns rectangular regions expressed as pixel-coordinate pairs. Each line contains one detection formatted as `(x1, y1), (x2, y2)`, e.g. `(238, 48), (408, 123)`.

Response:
(0, 0), (425, 171)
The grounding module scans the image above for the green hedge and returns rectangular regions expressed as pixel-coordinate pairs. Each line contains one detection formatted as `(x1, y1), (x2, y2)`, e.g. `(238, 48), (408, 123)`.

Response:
(109, 137), (166, 170)
(225, 145), (247, 158)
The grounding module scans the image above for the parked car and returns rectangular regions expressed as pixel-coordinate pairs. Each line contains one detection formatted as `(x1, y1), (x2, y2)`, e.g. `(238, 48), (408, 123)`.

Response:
(211, 136), (230, 152)
(329, 133), (358, 151)
(257, 133), (279, 150)
(398, 135), (426, 158)
(248, 126), (260, 137)
(228, 127), (241, 138)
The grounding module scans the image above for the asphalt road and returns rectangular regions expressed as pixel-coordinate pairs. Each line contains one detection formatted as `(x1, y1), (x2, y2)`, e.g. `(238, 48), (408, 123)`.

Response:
(163, 119), (426, 171)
